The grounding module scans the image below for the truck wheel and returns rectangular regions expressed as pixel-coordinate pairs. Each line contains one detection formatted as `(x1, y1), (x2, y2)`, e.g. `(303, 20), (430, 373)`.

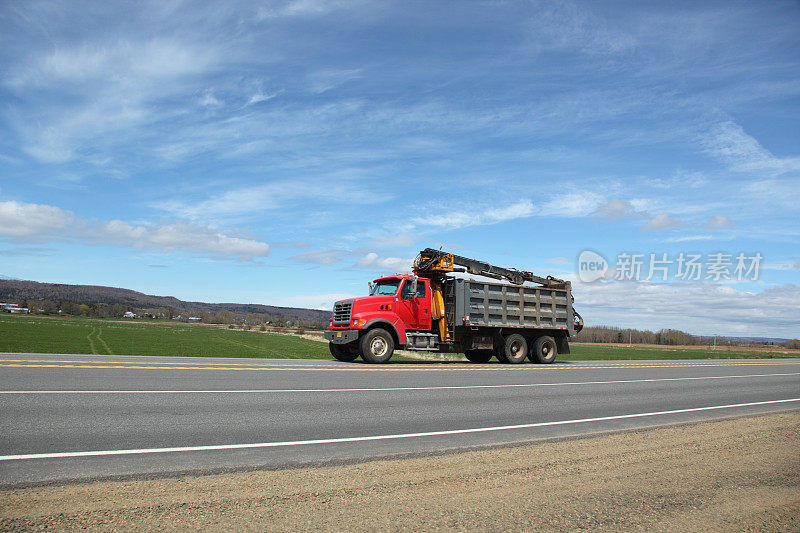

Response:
(329, 342), (358, 362)
(464, 350), (492, 363)
(499, 334), (527, 364)
(359, 328), (394, 364)
(494, 345), (509, 363)
(530, 335), (557, 364)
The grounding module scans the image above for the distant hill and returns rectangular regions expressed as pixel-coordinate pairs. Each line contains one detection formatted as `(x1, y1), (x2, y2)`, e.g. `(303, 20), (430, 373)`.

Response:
(721, 336), (790, 344)
(0, 279), (329, 322)
(696, 335), (791, 343)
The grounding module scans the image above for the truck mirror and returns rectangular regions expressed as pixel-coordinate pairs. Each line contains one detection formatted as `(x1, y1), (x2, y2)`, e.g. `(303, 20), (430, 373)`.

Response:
(368, 282), (375, 295)
(411, 277), (418, 297)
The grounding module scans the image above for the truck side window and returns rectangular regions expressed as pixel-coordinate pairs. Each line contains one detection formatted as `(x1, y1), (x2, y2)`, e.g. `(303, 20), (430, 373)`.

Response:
(402, 280), (427, 299)
(415, 282), (426, 298)
(401, 281), (413, 299)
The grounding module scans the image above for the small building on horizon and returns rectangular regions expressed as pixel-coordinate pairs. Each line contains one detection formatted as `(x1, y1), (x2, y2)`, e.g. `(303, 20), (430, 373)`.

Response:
(1, 303), (29, 314)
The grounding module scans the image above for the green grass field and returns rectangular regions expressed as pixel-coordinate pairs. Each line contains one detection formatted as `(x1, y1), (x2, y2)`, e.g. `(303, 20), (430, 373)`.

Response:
(0, 315), (795, 360)
(0, 315), (331, 359)
(563, 343), (797, 360)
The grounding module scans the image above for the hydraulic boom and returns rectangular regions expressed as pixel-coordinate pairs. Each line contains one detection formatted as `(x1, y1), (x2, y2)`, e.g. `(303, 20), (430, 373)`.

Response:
(413, 248), (567, 288)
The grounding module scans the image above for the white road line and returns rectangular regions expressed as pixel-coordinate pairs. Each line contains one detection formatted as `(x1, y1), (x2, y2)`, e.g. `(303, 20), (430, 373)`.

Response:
(1, 398), (799, 462)
(1, 372), (799, 395)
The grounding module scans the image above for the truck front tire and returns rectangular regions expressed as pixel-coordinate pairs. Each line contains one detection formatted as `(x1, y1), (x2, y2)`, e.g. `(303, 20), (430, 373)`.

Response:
(498, 334), (527, 364)
(530, 335), (557, 364)
(329, 342), (358, 362)
(359, 328), (394, 364)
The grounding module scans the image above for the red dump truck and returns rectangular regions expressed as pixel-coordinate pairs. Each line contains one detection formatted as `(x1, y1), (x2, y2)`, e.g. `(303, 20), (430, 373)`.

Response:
(324, 248), (582, 364)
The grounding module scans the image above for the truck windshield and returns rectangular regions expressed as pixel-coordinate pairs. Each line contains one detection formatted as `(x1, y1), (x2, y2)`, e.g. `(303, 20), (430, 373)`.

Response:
(370, 280), (401, 295)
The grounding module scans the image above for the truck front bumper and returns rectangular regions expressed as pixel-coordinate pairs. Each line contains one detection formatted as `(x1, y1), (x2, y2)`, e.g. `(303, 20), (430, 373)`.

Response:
(324, 329), (360, 344)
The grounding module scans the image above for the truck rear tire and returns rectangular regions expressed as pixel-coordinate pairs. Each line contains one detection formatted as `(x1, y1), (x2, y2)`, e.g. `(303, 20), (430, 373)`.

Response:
(359, 328), (394, 364)
(464, 350), (492, 363)
(498, 334), (527, 364)
(530, 335), (557, 364)
(329, 342), (358, 362)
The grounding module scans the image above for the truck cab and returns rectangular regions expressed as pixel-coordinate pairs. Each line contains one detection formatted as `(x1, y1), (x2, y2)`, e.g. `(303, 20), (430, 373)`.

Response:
(324, 275), (432, 363)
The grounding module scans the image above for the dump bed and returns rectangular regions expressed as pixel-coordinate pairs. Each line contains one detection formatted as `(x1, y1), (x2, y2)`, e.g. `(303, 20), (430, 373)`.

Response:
(449, 278), (576, 335)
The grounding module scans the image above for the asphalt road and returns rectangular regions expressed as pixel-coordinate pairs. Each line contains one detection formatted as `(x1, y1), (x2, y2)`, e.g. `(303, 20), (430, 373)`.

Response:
(1, 352), (799, 486)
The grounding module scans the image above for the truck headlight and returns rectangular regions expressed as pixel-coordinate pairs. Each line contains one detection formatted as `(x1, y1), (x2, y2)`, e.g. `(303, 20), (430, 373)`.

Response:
(353, 319), (366, 327)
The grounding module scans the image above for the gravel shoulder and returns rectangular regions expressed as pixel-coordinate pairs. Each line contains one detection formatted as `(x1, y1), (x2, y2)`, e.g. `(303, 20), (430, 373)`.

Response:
(2, 411), (798, 531)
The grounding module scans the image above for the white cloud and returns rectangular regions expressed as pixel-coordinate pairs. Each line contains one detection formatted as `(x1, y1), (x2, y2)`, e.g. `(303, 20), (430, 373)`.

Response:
(0, 201), (74, 238)
(9, 39), (217, 88)
(289, 249), (349, 266)
(7, 38), (223, 163)
(411, 199), (535, 230)
(245, 91), (279, 106)
(592, 199), (640, 220)
(484, 200), (537, 222)
(256, 0), (351, 19)
(356, 252), (412, 272)
(643, 213), (682, 231)
(702, 121), (800, 175)
(288, 248), (413, 272)
(371, 232), (417, 248)
(664, 234), (714, 243)
(539, 192), (605, 218)
(0, 200), (269, 260)
(650, 170), (708, 189)
(762, 261), (800, 272)
(199, 92), (222, 107)
(526, 1), (638, 56)
(92, 221), (270, 260)
(573, 280), (800, 337)
(422, 211), (472, 229)
(743, 178), (800, 211)
(705, 215), (734, 230)
(153, 179), (380, 221)
(308, 68), (362, 94)
(401, 192), (694, 237)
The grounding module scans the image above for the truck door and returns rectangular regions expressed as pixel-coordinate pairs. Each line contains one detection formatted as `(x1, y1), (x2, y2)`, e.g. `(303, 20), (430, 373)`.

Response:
(398, 278), (432, 331)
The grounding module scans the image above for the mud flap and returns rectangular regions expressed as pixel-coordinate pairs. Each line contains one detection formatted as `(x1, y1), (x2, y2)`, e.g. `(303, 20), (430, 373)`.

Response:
(556, 334), (571, 355)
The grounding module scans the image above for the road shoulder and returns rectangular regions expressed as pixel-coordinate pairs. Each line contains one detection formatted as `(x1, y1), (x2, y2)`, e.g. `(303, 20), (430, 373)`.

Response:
(2, 410), (798, 531)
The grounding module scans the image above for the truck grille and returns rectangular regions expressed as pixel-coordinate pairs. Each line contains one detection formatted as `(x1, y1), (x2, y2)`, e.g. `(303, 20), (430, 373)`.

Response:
(332, 301), (352, 324)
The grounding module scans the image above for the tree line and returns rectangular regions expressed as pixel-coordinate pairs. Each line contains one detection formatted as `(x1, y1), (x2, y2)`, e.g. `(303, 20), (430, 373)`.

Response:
(6, 299), (329, 330)
(575, 325), (799, 349)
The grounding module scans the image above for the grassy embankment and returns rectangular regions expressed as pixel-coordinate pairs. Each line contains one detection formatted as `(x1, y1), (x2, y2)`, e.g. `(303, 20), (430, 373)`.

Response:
(0, 315), (796, 360)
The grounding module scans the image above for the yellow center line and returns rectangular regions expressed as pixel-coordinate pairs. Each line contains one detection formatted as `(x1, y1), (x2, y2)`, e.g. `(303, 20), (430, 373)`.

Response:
(3, 357), (799, 368)
(0, 358), (301, 367)
(0, 359), (800, 370)
(1, 361), (799, 373)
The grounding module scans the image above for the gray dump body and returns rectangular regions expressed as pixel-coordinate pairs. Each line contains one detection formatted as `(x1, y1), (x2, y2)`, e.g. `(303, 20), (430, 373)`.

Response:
(448, 278), (576, 336)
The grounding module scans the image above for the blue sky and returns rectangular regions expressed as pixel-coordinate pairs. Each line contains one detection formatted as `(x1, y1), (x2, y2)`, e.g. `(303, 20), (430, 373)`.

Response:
(1, 0), (798, 337)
